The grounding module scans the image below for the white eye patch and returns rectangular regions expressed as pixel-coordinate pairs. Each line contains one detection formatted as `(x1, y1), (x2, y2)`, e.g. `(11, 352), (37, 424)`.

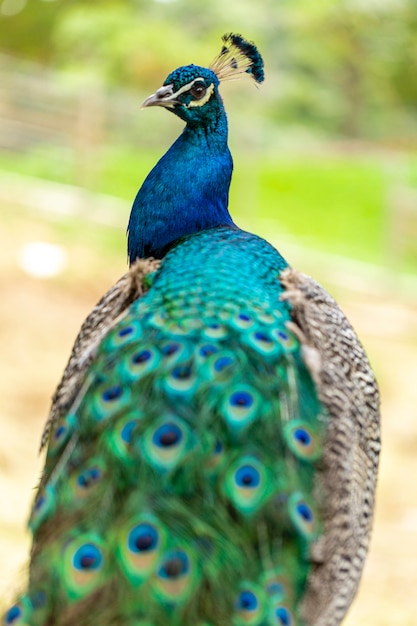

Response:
(171, 78), (215, 108)
(188, 83), (214, 108)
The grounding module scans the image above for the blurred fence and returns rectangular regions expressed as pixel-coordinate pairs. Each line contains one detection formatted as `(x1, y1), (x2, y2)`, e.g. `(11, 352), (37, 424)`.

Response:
(0, 54), (104, 188)
(0, 54), (178, 186)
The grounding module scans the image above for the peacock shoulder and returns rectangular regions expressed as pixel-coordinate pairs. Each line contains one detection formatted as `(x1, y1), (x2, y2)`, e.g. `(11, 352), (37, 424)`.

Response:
(40, 258), (160, 452)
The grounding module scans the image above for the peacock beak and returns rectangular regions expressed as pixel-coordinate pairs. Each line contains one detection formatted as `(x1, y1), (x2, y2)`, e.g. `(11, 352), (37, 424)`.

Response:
(142, 84), (179, 109)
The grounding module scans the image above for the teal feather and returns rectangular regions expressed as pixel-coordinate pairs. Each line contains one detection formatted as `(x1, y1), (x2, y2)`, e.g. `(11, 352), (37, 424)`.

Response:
(61, 534), (107, 600)
(220, 385), (261, 433)
(117, 513), (166, 585)
(139, 416), (195, 472)
(18, 229), (327, 624)
(152, 546), (200, 605)
(63, 459), (106, 507)
(2, 600), (31, 626)
(46, 414), (75, 456)
(105, 414), (143, 462)
(28, 485), (56, 535)
(283, 420), (322, 462)
(287, 493), (321, 542)
(223, 456), (273, 515)
(233, 583), (267, 626)
(3, 31), (381, 626)
(269, 602), (296, 626)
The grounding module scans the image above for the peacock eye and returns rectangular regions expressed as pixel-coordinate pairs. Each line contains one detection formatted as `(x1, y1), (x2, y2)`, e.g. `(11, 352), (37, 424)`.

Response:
(190, 82), (207, 99)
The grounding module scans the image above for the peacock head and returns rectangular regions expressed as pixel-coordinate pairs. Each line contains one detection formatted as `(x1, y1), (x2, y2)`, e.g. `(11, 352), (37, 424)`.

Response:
(143, 65), (222, 126)
(142, 33), (264, 127)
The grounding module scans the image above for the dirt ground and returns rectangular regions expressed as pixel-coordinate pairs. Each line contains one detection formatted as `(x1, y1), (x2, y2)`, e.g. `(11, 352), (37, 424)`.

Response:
(1, 226), (417, 624)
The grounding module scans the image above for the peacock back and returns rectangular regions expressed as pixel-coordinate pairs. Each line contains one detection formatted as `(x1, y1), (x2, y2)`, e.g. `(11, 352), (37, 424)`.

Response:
(23, 228), (328, 626)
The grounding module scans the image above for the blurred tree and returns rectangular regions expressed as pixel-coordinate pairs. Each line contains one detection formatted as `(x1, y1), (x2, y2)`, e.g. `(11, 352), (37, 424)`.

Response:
(0, 0), (64, 62)
(0, 0), (416, 141)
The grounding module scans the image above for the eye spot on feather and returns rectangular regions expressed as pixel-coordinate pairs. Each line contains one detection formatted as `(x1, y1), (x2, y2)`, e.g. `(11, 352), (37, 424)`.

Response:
(141, 417), (192, 471)
(132, 350), (152, 364)
(171, 365), (192, 380)
(283, 420), (322, 461)
(118, 345), (160, 383)
(199, 344), (218, 358)
(118, 326), (134, 337)
(153, 546), (197, 603)
(153, 423), (182, 447)
(254, 331), (272, 343)
(106, 415), (141, 460)
(162, 361), (196, 399)
(234, 583), (266, 624)
(231, 311), (254, 330)
(77, 466), (102, 489)
(245, 328), (280, 356)
(294, 428), (311, 446)
(135, 533), (154, 551)
(297, 502), (313, 522)
(118, 515), (165, 583)
(271, 328), (298, 352)
(288, 492), (320, 540)
(73, 543), (103, 571)
(274, 606), (293, 626)
(34, 495), (45, 512)
(158, 550), (189, 579)
(120, 420), (136, 443)
(235, 464), (260, 488)
(221, 385), (259, 432)
(54, 425), (66, 440)
(3, 604), (22, 624)
(102, 385), (123, 402)
(29, 485), (55, 533)
(128, 523), (159, 553)
(237, 589), (258, 611)
(213, 355), (234, 372)
(224, 457), (270, 514)
(101, 320), (143, 350)
(48, 415), (75, 457)
(161, 343), (180, 356)
(230, 391), (253, 408)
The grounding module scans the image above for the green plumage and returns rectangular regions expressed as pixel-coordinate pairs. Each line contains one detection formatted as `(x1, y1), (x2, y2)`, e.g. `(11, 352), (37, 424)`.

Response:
(13, 229), (327, 625)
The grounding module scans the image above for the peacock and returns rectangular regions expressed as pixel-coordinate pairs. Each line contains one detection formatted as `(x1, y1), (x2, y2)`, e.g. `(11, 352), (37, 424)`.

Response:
(3, 34), (380, 626)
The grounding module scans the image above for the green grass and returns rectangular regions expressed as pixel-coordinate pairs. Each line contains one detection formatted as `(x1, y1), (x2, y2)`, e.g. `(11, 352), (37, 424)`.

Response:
(239, 157), (385, 263)
(1, 145), (416, 273)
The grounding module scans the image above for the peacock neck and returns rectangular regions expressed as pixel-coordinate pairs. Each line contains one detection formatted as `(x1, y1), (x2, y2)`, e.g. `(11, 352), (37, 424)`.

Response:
(127, 107), (235, 263)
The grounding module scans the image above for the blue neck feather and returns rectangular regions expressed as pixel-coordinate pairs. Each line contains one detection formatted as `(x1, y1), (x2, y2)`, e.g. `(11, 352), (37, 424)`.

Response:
(127, 103), (234, 263)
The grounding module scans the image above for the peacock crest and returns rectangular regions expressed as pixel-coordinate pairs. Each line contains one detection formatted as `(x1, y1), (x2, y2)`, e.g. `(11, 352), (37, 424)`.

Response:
(210, 33), (265, 84)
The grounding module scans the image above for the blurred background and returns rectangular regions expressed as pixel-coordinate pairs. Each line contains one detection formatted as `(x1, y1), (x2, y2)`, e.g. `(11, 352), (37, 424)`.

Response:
(0, 0), (416, 623)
